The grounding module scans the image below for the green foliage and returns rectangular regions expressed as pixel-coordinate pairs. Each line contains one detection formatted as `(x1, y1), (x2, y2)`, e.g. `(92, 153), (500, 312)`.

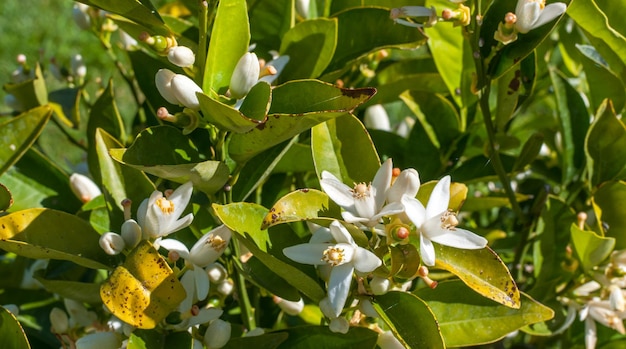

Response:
(2, 0), (626, 348)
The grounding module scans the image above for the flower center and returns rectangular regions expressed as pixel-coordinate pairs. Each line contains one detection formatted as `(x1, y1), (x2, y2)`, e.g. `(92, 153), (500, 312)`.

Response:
(156, 197), (175, 214)
(322, 246), (345, 266)
(206, 234), (228, 252)
(530, 0), (546, 9)
(351, 182), (371, 200)
(440, 210), (459, 230)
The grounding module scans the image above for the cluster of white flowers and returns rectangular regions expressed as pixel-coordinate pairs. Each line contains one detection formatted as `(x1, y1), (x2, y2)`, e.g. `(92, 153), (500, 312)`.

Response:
(282, 159), (488, 335)
(494, 0), (567, 45)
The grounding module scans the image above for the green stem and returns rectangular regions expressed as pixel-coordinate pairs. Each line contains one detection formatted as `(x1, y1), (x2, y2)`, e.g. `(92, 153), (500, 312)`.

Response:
(231, 238), (256, 330)
(196, 1), (209, 85)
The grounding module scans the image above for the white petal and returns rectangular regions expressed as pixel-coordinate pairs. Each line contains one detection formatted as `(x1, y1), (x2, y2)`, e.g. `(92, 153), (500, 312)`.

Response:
(310, 226), (333, 243)
(372, 159), (393, 210)
(401, 195), (427, 228)
(329, 221), (354, 244)
(230, 52), (260, 99)
(155, 69), (179, 105)
(420, 234), (436, 266)
(160, 213), (194, 238)
(426, 176), (450, 219)
(168, 46), (195, 68)
(158, 239), (191, 259)
(327, 263), (354, 317)
(283, 243), (331, 265)
(178, 271), (195, 312)
(171, 74), (203, 110)
(426, 226), (487, 250)
(194, 266), (210, 301)
(387, 168), (420, 203)
(353, 247), (382, 273)
(371, 202), (406, 222)
(530, 3), (566, 31)
(585, 317), (597, 349)
(341, 211), (372, 225)
(515, 1), (542, 33)
(259, 55), (290, 84)
(320, 172), (356, 209)
(364, 104), (391, 131)
(328, 317), (350, 334)
(353, 191), (378, 219)
(188, 308), (223, 327)
(189, 225), (232, 266)
(170, 181), (194, 219)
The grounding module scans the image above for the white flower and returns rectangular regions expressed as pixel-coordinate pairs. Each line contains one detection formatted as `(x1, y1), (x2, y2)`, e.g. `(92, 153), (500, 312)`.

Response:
(120, 219), (142, 249)
(69, 173), (101, 203)
(155, 69), (179, 105)
(364, 104), (391, 132)
(401, 176), (487, 266)
(155, 69), (203, 110)
(514, 0), (566, 34)
(230, 52), (261, 99)
(168, 46), (195, 68)
(99, 232), (125, 255)
(390, 6), (438, 28)
(274, 296), (305, 316)
(580, 299), (626, 349)
(320, 158), (404, 229)
(159, 225), (232, 301)
(283, 220), (381, 317)
(137, 181), (194, 239)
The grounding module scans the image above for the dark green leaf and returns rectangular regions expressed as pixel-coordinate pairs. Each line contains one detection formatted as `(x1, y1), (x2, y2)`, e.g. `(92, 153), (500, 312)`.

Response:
(593, 181), (626, 250)
(577, 44), (625, 113)
(223, 332), (288, 349)
(274, 326), (378, 349)
(0, 306), (30, 349)
(279, 18), (337, 80)
(3, 63), (48, 110)
(585, 99), (626, 185)
(0, 183), (11, 211)
(77, 0), (167, 35)
(197, 86), (268, 133)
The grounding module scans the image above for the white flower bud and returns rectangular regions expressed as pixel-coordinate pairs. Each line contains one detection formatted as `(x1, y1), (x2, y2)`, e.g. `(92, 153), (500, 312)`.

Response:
(275, 296), (304, 316)
(99, 232), (126, 255)
(65, 299), (97, 328)
(217, 279), (233, 296)
(171, 74), (203, 110)
(3, 304), (19, 316)
(155, 69), (180, 105)
(377, 331), (405, 349)
(168, 46), (196, 68)
(69, 173), (101, 203)
(50, 307), (69, 333)
(204, 319), (231, 349)
(295, 0), (310, 19)
(206, 263), (228, 283)
(370, 276), (391, 295)
(121, 219), (142, 248)
(229, 52), (260, 99)
(364, 104), (391, 131)
(75, 332), (122, 349)
(387, 168), (420, 203)
(71, 54), (87, 79)
(73, 3), (91, 30)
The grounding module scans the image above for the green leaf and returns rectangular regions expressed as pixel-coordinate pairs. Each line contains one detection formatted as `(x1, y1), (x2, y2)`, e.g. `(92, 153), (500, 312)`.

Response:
(203, 0), (250, 95)
(374, 291), (445, 349)
(0, 183), (11, 211)
(249, 0), (293, 56)
(568, 0), (626, 82)
(240, 256), (301, 302)
(481, 0), (570, 80)
(324, 7), (427, 77)
(549, 67), (589, 184)
(495, 54), (536, 132)
(570, 223), (615, 272)
(128, 50), (183, 113)
(100, 241), (186, 329)
(577, 44), (625, 113)
(593, 181), (626, 250)
(77, 0), (167, 35)
(261, 189), (342, 229)
(513, 133), (544, 171)
(435, 245), (520, 309)
(95, 128), (155, 226)
(223, 332), (288, 349)
(0, 105), (52, 176)
(273, 326), (378, 349)
(197, 86), (268, 134)
(585, 99), (626, 186)
(0, 306), (30, 349)
(311, 113), (380, 185)
(0, 208), (116, 270)
(279, 18), (338, 80)
(416, 280), (555, 347)
(213, 203), (326, 302)
(33, 274), (102, 304)
(228, 80), (375, 163)
(3, 63), (48, 110)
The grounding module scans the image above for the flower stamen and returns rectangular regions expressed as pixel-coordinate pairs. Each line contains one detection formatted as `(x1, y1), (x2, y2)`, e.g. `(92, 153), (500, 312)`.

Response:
(322, 246), (346, 266)
(207, 234), (228, 252)
(440, 210), (459, 230)
(156, 197), (175, 214)
(351, 183), (371, 200)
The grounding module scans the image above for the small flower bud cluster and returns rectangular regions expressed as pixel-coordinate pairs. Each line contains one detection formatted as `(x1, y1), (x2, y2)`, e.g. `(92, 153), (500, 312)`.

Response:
(155, 69), (203, 110)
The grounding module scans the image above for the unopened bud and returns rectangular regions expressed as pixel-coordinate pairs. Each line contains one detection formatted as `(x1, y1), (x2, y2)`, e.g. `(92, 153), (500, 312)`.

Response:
(155, 69), (179, 105)
(229, 52), (260, 99)
(370, 276), (390, 295)
(217, 279), (234, 296)
(99, 232), (126, 255)
(70, 173), (102, 203)
(577, 212), (588, 230)
(171, 74), (203, 110)
(121, 220), (142, 248)
(418, 266), (438, 289)
(363, 104), (391, 132)
(168, 46), (196, 68)
(204, 319), (231, 349)
(72, 3), (91, 30)
(206, 263), (228, 283)
(49, 307), (69, 333)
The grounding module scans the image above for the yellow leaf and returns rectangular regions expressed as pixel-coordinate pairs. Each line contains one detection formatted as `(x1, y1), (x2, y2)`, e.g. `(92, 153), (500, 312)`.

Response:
(100, 241), (185, 329)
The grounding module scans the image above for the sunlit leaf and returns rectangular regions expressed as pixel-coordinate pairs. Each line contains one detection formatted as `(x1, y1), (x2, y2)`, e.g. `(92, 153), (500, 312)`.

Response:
(416, 280), (554, 347)
(3, 63), (48, 111)
(435, 245), (520, 309)
(0, 306), (30, 349)
(0, 208), (116, 270)
(249, 0), (293, 56)
(197, 86), (269, 134)
(279, 18), (337, 80)
(570, 223), (615, 272)
(77, 0), (168, 35)
(374, 291), (445, 349)
(100, 241), (186, 329)
(311, 113), (380, 185)
(261, 189), (341, 229)
(0, 105), (52, 176)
